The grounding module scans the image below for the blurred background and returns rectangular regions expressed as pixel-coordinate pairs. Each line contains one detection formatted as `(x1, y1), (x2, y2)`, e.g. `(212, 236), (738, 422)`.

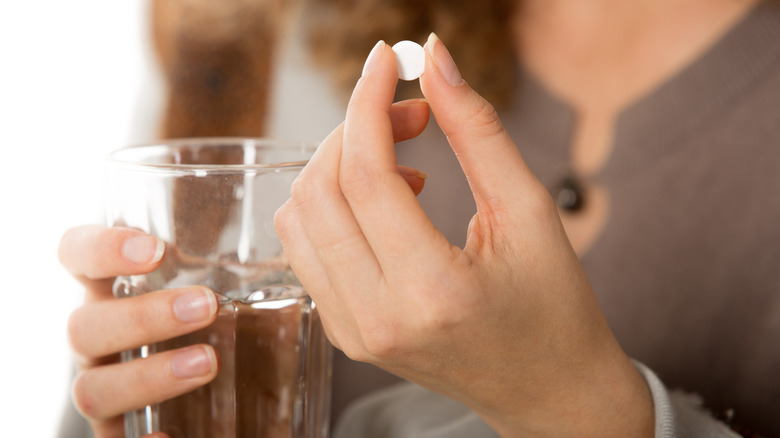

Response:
(0, 2), (146, 436)
(0, 1), (345, 436)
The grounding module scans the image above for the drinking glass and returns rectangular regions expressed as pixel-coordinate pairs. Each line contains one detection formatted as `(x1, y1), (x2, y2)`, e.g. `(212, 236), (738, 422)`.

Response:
(106, 138), (331, 438)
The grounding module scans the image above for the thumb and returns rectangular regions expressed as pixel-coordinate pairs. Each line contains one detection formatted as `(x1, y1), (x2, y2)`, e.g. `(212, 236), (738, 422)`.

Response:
(419, 33), (540, 211)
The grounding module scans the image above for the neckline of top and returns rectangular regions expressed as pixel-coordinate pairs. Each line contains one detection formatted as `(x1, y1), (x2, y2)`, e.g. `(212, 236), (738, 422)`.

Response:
(509, 0), (780, 181)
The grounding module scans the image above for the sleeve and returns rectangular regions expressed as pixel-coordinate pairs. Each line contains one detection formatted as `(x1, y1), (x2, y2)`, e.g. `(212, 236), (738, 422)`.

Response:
(333, 382), (499, 438)
(334, 363), (743, 438)
(633, 361), (741, 438)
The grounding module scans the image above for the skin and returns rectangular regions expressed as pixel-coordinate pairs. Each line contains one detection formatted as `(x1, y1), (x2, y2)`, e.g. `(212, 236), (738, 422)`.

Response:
(60, 226), (218, 438)
(59, 103), (429, 438)
(517, 0), (758, 254)
(60, 0), (760, 436)
(273, 34), (652, 437)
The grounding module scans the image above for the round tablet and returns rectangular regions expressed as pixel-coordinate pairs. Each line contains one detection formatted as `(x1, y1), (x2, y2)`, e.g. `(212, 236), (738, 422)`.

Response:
(392, 40), (425, 81)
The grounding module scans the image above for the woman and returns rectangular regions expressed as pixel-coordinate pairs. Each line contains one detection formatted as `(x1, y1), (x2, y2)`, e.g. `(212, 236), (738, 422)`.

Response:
(60, 0), (780, 436)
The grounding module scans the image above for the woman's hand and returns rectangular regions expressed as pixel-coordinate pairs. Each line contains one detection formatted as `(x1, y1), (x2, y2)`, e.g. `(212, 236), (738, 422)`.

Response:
(274, 34), (654, 437)
(59, 225), (219, 438)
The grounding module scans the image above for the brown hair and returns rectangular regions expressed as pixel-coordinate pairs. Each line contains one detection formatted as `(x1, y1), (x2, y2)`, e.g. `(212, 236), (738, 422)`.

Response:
(149, 0), (518, 139)
(303, 0), (519, 106)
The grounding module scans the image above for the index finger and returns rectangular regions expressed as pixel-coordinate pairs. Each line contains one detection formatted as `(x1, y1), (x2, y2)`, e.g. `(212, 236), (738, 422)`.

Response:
(339, 41), (453, 275)
(419, 33), (539, 208)
(59, 225), (164, 299)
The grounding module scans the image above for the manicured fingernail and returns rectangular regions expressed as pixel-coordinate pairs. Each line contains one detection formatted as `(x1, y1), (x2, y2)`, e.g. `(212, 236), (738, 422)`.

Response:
(173, 288), (217, 323)
(122, 236), (164, 264)
(425, 33), (463, 86)
(362, 40), (385, 77)
(171, 346), (217, 379)
(398, 165), (429, 180)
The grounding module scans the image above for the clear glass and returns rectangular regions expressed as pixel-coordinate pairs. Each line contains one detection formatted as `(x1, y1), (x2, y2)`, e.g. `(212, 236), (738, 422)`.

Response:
(106, 138), (331, 438)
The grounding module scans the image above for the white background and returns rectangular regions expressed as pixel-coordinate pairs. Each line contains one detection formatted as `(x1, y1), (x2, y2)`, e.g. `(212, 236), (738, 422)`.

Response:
(0, 1), (347, 436)
(0, 2), (147, 436)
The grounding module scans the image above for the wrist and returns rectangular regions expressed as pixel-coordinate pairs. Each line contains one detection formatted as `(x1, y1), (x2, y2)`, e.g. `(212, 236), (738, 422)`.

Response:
(479, 337), (654, 438)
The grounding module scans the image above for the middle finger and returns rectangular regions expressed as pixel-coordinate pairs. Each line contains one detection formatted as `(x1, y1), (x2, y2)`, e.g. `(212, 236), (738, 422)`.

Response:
(341, 41), (450, 279)
(288, 123), (382, 315)
(68, 287), (218, 364)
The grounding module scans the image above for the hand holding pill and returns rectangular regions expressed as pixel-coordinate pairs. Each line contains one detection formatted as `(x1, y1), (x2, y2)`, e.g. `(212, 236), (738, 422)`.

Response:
(275, 33), (654, 438)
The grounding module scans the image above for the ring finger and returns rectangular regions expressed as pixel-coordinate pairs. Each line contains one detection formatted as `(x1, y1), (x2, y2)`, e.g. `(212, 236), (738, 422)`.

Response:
(72, 344), (218, 421)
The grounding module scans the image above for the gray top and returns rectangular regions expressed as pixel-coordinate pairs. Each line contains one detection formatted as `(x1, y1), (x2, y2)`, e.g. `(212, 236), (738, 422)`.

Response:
(334, 1), (780, 436)
(60, 1), (780, 436)
(333, 363), (742, 438)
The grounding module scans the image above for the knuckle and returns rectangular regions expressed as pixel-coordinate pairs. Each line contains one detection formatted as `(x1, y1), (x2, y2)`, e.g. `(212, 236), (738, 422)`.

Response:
(338, 340), (369, 363)
(323, 233), (366, 262)
(465, 99), (504, 138)
(343, 348), (372, 364)
(360, 336), (394, 361)
(289, 172), (326, 209)
(526, 183), (559, 219)
(273, 201), (291, 230)
(71, 371), (100, 419)
(413, 299), (462, 335)
(357, 320), (401, 361)
(66, 308), (90, 357)
(288, 174), (308, 204)
(488, 182), (558, 230)
(339, 165), (381, 202)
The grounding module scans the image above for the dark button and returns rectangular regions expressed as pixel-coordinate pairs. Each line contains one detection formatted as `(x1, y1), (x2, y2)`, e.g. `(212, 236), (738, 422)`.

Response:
(553, 176), (585, 212)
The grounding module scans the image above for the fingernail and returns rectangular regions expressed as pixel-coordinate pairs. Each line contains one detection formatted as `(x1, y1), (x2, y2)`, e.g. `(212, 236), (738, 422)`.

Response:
(362, 40), (385, 77)
(171, 346), (217, 379)
(425, 33), (463, 86)
(173, 288), (217, 323)
(398, 166), (429, 180)
(122, 236), (164, 264)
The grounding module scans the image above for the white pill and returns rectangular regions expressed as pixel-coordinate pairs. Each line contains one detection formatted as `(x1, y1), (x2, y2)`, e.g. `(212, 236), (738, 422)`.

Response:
(392, 40), (425, 81)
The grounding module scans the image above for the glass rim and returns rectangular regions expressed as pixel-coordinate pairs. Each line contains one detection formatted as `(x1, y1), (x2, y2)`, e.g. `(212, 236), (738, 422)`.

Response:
(108, 137), (317, 174)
